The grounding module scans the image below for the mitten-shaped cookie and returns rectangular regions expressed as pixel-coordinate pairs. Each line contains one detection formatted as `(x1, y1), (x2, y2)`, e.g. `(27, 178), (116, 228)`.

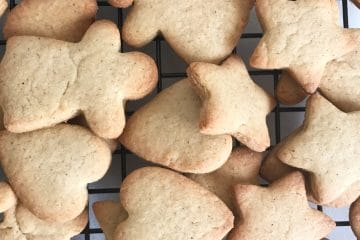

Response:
(109, 0), (254, 64)
(0, 124), (111, 222)
(0, 20), (158, 139)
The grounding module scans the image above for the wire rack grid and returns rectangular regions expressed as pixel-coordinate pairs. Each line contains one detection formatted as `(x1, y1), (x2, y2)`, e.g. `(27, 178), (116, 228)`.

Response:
(0, 0), (357, 239)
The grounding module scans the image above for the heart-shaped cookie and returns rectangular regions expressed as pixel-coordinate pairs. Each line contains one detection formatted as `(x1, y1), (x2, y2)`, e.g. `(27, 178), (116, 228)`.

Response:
(108, 167), (234, 240)
(0, 124), (111, 222)
(120, 79), (232, 173)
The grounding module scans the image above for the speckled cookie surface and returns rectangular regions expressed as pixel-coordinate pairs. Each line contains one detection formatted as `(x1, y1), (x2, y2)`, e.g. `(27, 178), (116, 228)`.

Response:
(3, 0), (98, 42)
(277, 93), (360, 204)
(260, 128), (302, 183)
(350, 197), (360, 238)
(111, 0), (254, 64)
(0, 207), (88, 240)
(261, 128), (360, 207)
(276, 72), (307, 105)
(229, 172), (335, 240)
(0, 124), (111, 222)
(120, 79), (232, 174)
(251, 0), (355, 93)
(93, 201), (128, 240)
(320, 30), (360, 112)
(187, 147), (262, 213)
(0, 20), (158, 139)
(115, 167), (234, 240)
(187, 55), (276, 152)
(0, 182), (87, 240)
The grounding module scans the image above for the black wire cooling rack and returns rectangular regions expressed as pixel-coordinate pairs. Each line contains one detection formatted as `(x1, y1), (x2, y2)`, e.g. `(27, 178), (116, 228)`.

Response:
(2, 0), (355, 239)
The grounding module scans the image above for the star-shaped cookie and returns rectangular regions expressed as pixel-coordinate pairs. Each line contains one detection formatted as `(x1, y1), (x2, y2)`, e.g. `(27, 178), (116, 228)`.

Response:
(278, 29), (360, 110)
(187, 55), (276, 152)
(277, 93), (360, 204)
(187, 147), (262, 213)
(109, 0), (254, 64)
(320, 30), (360, 112)
(250, 0), (355, 93)
(261, 128), (360, 207)
(229, 172), (335, 240)
(350, 197), (360, 238)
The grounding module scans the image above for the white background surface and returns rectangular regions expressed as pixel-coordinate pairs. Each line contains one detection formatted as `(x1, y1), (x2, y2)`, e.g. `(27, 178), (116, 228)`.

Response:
(0, 0), (359, 239)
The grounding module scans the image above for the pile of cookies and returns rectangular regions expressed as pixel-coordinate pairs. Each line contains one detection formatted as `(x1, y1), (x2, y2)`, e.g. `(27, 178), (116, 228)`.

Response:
(0, 0), (358, 239)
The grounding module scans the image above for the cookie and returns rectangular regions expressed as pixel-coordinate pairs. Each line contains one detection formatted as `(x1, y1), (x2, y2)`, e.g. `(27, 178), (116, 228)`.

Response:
(0, 0), (6, 17)
(0, 182), (16, 213)
(260, 127), (302, 183)
(3, 0), (98, 42)
(251, 0), (355, 93)
(187, 55), (276, 152)
(16, 206), (87, 240)
(350, 197), (360, 238)
(113, 167), (234, 240)
(277, 93), (360, 204)
(108, 0), (133, 8)
(0, 124), (111, 222)
(276, 72), (307, 105)
(319, 30), (360, 112)
(279, 29), (360, 111)
(111, 0), (254, 64)
(0, 20), (158, 139)
(261, 130), (360, 207)
(0, 182), (87, 240)
(187, 147), (262, 213)
(120, 79), (232, 174)
(352, 0), (360, 8)
(229, 172), (335, 240)
(93, 201), (128, 240)
(68, 115), (118, 152)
